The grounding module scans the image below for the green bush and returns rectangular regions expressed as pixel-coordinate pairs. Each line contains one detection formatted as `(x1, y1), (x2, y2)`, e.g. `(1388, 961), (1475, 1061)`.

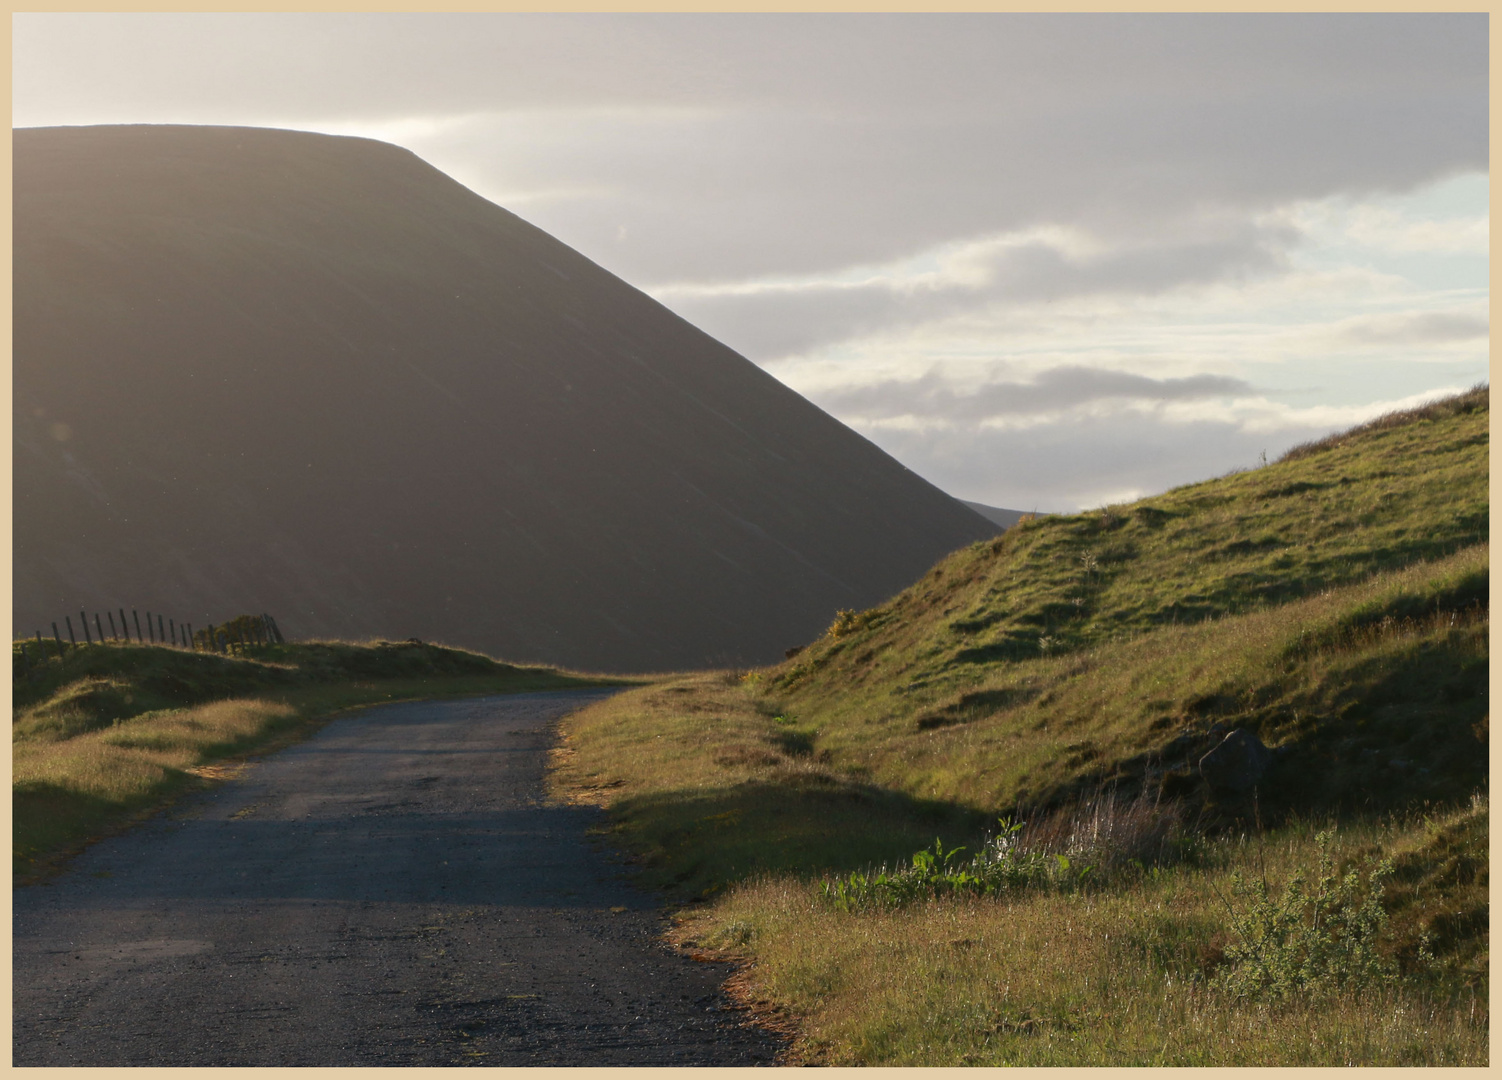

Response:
(1214, 831), (1402, 1001)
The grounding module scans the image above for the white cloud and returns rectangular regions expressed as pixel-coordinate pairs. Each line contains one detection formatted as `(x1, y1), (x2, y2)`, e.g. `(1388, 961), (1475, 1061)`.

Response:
(1344, 208), (1488, 254)
(847, 383), (1473, 512)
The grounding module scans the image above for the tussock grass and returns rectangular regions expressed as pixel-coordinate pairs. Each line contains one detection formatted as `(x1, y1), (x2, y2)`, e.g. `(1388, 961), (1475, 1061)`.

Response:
(552, 388), (1488, 1064)
(14, 637), (622, 880)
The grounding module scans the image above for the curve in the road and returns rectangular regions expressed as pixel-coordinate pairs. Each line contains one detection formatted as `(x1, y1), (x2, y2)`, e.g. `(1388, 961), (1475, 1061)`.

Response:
(12, 690), (784, 1066)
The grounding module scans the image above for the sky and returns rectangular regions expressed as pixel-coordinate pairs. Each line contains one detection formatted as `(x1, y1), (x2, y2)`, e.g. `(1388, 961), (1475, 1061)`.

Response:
(13, 13), (1489, 512)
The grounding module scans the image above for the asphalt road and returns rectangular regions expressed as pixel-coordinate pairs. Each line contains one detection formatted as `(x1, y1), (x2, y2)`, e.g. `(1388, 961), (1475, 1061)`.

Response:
(12, 690), (783, 1066)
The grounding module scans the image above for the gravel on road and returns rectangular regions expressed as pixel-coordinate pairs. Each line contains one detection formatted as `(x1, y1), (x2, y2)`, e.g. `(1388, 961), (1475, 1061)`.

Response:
(12, 690), (785, 1066)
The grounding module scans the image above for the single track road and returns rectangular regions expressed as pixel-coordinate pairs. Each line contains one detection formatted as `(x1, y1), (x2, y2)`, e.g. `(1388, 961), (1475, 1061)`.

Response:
(12, 690), (783, 1066)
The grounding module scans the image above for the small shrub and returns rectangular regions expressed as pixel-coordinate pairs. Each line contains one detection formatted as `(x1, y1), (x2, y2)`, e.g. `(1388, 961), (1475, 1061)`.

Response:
(820, 823), (1092, 912)
(1213, 831), (1399, 1001)
(827, 606), (886, 640)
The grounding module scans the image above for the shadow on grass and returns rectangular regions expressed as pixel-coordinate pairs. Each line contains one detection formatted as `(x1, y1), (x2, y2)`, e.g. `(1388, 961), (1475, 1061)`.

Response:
(13, 775), (202, 876)
(602, 777), (995, 899)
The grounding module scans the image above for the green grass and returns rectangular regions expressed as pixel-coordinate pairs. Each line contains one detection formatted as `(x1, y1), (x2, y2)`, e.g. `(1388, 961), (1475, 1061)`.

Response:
(768, 387), (1487, 816)
(551, 386), (1488, 1064)
(14, 637), (626, 881)
(669, 802), (1486, 1066)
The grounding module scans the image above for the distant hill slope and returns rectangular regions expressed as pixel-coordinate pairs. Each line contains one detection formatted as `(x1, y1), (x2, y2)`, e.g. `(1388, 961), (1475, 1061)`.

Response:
(959, 501), (1033, 531)
(13, 125), (998, 671)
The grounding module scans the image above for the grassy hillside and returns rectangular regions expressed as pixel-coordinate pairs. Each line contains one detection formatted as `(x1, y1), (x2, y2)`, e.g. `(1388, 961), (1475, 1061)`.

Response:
(14, 637), (622, 882)
(551, 387), (1488, 1065)
(771, 385), (1486, 822)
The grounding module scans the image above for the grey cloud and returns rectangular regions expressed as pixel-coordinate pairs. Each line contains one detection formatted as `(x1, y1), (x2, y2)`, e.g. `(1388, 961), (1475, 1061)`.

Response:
(13, 14), (1486, 288)
(810, 367), (1253, 425)
(1332, 311), (1488, 347)
(14, 14), (1484, 131)
(660, 226), (1289, 360)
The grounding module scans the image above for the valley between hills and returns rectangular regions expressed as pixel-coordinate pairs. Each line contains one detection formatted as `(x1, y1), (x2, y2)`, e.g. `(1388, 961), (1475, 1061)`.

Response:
(12, 123), (1487, 1066)
(14, 388), (1487, 1065)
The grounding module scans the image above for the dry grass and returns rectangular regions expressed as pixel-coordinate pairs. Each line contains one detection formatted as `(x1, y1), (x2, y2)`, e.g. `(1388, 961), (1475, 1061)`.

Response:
(672, 809), (1487, 1066)
(758, 544), (1488, 821)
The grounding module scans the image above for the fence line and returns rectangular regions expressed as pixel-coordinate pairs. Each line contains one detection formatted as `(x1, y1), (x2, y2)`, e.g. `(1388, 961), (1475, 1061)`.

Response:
(14, 610), (286, 680)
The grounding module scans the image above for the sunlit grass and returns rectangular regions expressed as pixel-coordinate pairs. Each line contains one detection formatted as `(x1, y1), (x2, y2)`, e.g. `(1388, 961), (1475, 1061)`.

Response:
(672, 806), (1486, 1065)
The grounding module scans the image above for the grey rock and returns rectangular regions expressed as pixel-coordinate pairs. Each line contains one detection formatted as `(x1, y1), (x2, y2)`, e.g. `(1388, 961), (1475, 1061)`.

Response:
(1199, 728), (1275, 796)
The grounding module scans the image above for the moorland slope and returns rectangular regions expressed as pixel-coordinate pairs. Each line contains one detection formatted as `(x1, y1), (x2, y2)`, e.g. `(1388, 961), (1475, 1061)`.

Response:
(14, 125), (996, 671)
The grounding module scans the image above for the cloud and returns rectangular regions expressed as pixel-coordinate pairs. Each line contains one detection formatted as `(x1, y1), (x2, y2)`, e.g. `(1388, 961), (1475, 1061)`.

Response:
(652, 221), (1294, 360)
(11, 13), (1489, 512)
(1324, 310), (1489, 348)
(13, 13), (1487, 289)
(846, 383), (1472, 511)
(1344, 208), (1488, 255)
(810, 367), (1253, 427)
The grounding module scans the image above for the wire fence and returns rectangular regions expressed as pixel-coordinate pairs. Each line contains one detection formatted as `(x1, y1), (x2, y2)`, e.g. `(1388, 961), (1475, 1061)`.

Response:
(14, 609), (285, 680)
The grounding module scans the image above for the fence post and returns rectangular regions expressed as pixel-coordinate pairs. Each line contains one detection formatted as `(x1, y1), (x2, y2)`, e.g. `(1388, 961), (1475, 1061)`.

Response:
(94, 613), (105, 643)
(132, 610), (142, 642)
(269, 615), (285, 644)
(79, 611), (91, 645)
(65, 616), (77, 647)
(120, 608), (129, 642)
(108, 611), (118, 640)
(186, 623), (194, 651)
(145, 612), (155, 644)
(157, 614), (165, 643)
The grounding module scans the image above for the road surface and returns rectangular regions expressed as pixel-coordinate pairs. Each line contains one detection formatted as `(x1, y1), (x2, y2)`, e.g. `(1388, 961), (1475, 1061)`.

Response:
(12, 691), (783, 1066)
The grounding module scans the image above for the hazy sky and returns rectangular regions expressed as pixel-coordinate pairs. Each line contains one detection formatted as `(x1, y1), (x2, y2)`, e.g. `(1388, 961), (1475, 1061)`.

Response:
(14, 13), (1489, 511)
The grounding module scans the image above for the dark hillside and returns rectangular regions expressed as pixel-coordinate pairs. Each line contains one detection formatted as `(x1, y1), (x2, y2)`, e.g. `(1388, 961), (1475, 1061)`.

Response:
(13, 125), (997, 671)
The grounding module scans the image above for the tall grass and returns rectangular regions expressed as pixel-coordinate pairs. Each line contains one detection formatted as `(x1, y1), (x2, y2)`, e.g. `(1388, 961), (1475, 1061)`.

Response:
(672, 808), (1486, 1065)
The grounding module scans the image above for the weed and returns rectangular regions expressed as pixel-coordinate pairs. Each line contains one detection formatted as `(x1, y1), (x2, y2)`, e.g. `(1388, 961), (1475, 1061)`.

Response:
(821, 821), (1094, 911)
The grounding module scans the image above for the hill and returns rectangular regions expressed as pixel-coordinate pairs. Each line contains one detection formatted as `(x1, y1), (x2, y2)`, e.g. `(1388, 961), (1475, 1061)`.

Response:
(13, 124), (997, 672)
(551, 388), (1488, 1064)
(959, 500), (1033, 530)
(768, 386), (1488, 820)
